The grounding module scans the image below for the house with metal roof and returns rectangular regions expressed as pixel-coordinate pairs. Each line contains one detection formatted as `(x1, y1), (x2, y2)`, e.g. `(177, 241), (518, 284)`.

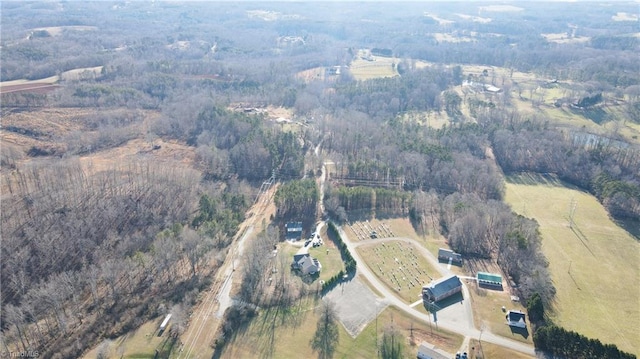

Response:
(477, 271), (502, 289)
(422, 275), (462, 302)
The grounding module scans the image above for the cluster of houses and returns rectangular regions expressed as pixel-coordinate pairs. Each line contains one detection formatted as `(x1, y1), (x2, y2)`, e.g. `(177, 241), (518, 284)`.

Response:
(286, 222), (322, 277)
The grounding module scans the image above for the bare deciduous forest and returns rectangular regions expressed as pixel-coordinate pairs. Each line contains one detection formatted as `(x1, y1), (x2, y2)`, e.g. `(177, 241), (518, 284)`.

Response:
(1, 1), (638, 357)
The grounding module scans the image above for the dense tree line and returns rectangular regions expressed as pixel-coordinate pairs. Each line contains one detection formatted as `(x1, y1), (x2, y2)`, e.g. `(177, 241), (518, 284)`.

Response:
(274, 179), (318, 220)
(481, 110), (640, 220)
(332, 186), (410, 217)
(439, 193), (554, 303)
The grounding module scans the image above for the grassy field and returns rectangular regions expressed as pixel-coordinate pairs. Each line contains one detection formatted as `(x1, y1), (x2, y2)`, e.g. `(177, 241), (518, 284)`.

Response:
(349, 50), (399, 81)
(467, 339), (535, 359)
(219, 301), (463, 359)
(81, 318), (180, 358)
(356, 240), (439, 303)
(505, 173), (639, 355)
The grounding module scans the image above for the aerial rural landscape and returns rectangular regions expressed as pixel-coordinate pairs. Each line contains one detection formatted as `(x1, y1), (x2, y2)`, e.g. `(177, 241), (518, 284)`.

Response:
(1, 1), (638, 358)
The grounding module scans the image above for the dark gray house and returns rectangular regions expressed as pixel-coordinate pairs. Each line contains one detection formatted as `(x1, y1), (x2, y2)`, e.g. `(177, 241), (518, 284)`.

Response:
(506, 310), (527, 328)
(437, 248), (463, 265)
(292, 253), (321, 275)
(422, 275), (462, 302)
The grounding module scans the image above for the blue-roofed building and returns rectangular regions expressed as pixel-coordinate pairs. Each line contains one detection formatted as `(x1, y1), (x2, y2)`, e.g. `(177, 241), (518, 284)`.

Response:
(285, 221), (303, 241)
(422, 275), (462, 302)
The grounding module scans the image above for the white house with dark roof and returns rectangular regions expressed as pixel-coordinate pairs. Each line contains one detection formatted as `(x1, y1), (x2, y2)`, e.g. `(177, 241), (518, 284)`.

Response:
(422, 275), (462, 302)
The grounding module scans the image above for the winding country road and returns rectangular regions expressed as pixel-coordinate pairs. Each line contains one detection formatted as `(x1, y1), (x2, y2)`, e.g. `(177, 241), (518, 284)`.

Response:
(337, 226), (536, 356)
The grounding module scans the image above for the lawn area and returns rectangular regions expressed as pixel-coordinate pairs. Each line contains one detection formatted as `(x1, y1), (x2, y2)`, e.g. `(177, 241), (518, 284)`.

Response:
(356, 240), (439, 303)
(466, 283), (533, 345)
(219, 299), (463, 359)
(81, 318), (181, 359)
(280, 239), (344, 283)
(505, 173), (639, 356)
(467, 339), (535, 359)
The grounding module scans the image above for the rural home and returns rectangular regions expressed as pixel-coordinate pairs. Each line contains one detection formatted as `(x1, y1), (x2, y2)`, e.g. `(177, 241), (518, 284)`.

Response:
(291, 253), (321, 276)
(416, 342), (450, 359)
(422, 275), (462, 302)
(285, 221), (303, 241)
(506, 310), (527, 328)
(437, 248), (462, 265)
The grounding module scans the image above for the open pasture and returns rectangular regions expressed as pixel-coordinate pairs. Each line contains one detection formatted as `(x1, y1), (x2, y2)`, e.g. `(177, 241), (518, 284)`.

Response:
(349, 50), (399, 81)
(357, 240), (438, 303)
(505, 173), (639, 355)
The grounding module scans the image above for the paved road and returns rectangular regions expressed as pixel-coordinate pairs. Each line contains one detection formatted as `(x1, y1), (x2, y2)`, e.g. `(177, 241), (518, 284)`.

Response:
(337, 226), (536, 357)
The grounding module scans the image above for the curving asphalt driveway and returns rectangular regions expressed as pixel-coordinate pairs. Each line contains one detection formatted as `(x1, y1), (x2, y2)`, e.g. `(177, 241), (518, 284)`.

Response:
(336, 225), (536, 357)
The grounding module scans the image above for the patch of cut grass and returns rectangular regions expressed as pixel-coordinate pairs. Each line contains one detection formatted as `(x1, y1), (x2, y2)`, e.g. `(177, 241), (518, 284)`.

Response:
(466, 283), (533, 345)
(505, 173), (639, 356)
(467, 339), (535, 359)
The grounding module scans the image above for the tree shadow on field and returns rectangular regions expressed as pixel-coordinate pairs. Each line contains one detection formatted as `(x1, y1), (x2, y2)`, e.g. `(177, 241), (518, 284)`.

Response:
(253, 295), (311, 358)
(505, 173), (562, 187)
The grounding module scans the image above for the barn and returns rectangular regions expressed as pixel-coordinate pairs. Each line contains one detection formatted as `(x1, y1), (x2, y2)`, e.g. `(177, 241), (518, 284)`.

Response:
(422, 275), (462, 302)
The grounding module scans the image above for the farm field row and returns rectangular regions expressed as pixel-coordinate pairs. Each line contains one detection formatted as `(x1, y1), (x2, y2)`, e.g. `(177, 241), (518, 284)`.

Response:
(505, 173), (639, 356)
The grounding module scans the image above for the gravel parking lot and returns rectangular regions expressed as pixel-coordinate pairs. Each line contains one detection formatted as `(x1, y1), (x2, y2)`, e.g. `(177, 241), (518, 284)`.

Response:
(323, 276), (388, 337)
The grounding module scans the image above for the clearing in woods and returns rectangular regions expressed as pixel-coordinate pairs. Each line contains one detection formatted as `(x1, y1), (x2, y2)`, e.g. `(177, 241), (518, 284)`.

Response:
(349, 49), (399, 81)
(505, 173), (639, 356)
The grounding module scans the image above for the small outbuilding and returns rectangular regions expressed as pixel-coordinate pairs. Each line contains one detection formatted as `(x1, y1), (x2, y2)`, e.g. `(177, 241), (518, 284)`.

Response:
(437, 248), (463, 265)
(422, 275), (462, 302)
(506, 310), (527, 328)
(285, 222), (303, 241)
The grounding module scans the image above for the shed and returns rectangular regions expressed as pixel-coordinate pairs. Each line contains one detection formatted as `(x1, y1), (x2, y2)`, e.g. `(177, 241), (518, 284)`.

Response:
(422, 275), (462, 302)
(285, 222), (303, 241)
(159, 314), (172, 332)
